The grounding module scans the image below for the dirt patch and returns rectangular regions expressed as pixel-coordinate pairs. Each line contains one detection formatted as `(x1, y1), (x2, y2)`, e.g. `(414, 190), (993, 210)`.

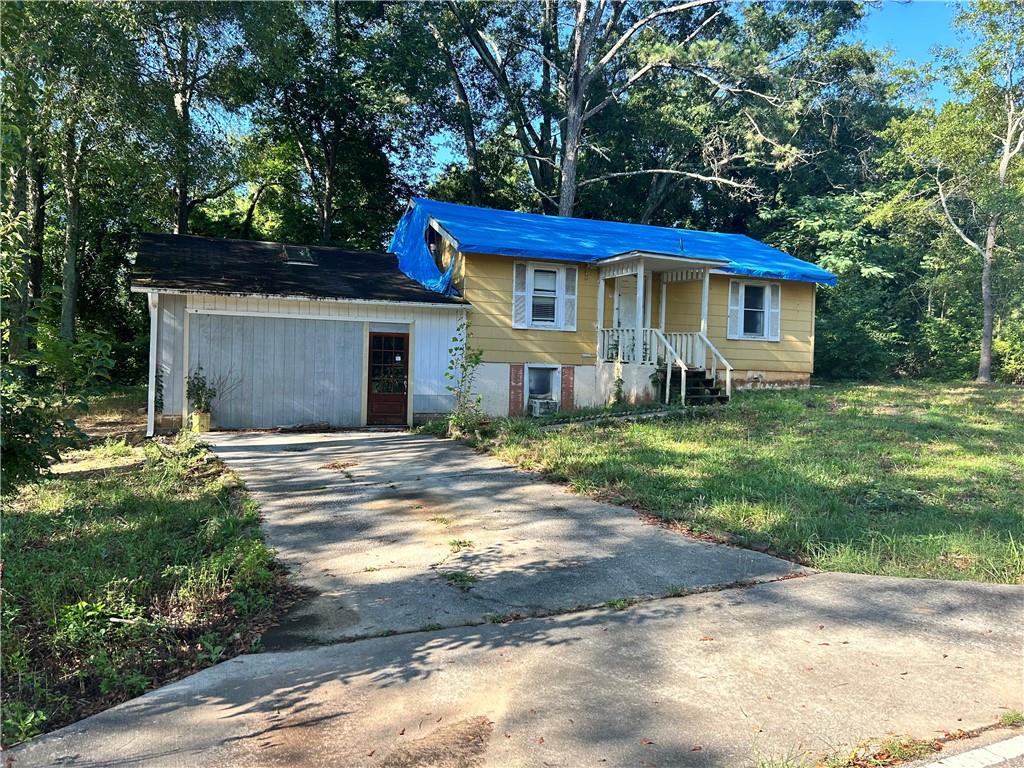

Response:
(376, 716), (494, 768)
(320, 460), (357, 471)
(869, 404), (928, 418)
(75, 409), (147, 443)
(366, 489), (461, 523)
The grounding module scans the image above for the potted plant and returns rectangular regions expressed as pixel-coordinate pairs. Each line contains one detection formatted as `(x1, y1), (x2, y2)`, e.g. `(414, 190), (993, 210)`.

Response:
(186, 367), (217, 432)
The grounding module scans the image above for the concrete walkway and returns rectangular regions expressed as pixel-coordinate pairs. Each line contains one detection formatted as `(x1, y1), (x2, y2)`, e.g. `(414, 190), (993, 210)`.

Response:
(11, 573), (1022, 768)
(204, 431), (806, 647)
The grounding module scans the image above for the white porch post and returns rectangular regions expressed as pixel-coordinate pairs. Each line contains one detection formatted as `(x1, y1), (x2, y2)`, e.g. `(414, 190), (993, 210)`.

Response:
(597, 275), (606, 360)
(700, 268), (710, 335)
(146, 292), (158, 437)
(700, 268), (711, 372)
(659, 280), (667, 331)
(634, 262), (645, 363)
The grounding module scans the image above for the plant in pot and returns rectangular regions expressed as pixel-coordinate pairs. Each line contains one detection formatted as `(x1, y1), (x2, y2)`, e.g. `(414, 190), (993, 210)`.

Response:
(186, 367), (217, 432)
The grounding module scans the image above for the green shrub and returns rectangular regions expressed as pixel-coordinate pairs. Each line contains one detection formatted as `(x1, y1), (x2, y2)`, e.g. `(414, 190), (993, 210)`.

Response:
(994, 312), (1024, 384)
(0, 366), (84, 491)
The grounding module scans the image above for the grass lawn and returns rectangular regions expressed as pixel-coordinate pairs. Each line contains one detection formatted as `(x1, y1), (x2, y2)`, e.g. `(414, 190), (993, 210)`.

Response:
(486, 382), (1023, 584)
(1, 427), (285, 745)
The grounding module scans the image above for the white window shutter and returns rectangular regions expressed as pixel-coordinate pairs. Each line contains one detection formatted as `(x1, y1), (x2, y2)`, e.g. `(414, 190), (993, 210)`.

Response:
(512, 262), (528, 329)
(727, 280), (742, 340)
(562, 267), (577, 331)
(769, 284), (781, 341)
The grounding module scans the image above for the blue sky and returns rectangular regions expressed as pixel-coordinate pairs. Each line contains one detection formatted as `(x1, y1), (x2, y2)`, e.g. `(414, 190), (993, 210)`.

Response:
(857, 0), (963, 103)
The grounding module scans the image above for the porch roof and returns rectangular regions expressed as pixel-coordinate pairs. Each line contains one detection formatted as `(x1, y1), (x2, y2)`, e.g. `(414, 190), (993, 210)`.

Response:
(390, 198), (838, 296)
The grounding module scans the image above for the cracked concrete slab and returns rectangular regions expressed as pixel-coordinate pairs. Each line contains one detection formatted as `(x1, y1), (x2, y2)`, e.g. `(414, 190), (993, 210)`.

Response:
(10, 573), (1022, 768)
(204, 430), (807, 647)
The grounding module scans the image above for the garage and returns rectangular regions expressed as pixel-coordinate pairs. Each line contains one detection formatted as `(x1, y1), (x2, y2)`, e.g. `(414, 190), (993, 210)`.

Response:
(186, 313), (366, 429)
(132, 233), (465, 434)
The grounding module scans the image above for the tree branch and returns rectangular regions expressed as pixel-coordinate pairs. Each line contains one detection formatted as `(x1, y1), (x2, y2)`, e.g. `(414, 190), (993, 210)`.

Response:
(578, 168), (755, 190)
(935, 171), (983, 256)
(588, 0), (717, 77)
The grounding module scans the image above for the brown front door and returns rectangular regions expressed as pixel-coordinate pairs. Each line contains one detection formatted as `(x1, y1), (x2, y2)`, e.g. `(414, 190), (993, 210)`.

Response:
(367, 332), (409, 425)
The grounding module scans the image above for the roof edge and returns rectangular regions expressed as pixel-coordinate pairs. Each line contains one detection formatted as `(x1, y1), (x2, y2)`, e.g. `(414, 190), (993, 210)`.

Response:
(129, 284), (467, 308)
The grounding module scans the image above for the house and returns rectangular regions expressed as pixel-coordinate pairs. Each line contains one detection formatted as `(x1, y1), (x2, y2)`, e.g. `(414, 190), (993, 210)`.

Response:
(131, 233), (466, 435)
(132, 199), (836, 433)
(389, 198), (837, 417)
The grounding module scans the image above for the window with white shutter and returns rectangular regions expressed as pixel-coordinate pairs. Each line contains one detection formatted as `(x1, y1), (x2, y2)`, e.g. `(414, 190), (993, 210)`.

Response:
(562, 267), (577, 331)
(514, 262), (577, 331)
(768, 284), (781, 341)
(728, 279), (781, 342)
(512, 262), (528, 329)
(727, 280), (742, 339)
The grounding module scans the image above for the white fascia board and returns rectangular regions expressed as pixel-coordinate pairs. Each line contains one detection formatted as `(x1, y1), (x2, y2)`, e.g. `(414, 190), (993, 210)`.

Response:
(596, 251), (730, 270)
(427, 217), (460, 250)
(130, 286), (465, 311)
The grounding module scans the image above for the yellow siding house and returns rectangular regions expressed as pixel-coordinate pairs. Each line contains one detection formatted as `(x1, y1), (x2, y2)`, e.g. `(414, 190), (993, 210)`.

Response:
(391, 199), (836, 417)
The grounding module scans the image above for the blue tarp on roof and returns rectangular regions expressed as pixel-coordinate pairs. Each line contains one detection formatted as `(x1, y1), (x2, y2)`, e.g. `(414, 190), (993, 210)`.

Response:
(389, 197), (838, 296)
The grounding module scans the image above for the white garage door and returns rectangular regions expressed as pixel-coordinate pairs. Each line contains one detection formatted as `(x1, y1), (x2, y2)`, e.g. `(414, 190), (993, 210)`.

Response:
(187, 313), (365, 429)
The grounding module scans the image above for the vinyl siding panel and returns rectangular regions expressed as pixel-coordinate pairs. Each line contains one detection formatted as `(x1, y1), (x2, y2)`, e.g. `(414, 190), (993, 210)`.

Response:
(149, 293), (463, 427)
(188, 312), (365, 428)
(462, 253), (599, 365)
(463, 255), (816, 374)
(663, 275), (815, 373)
(157, 294), (186, 415)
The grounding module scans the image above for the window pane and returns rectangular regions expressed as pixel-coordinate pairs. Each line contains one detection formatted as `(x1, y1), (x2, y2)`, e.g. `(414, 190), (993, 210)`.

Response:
(532, 295), (556, 322)
(533, 270), (557, 292)
(744, 284), (765, 310)
(528, 368), (554, 397)
(744, 308), (764, 336)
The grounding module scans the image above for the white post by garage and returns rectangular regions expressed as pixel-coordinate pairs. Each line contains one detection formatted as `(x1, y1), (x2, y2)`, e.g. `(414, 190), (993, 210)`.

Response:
(146, 292), (158, 437)
(596, 275), (606, 359)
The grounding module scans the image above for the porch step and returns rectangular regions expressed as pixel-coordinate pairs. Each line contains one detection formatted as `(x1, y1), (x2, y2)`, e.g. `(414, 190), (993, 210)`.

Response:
(666, 369), (730, 406)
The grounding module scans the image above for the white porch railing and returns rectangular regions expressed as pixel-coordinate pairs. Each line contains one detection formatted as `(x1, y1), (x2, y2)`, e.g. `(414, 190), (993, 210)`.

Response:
(599, 328), (733, 400)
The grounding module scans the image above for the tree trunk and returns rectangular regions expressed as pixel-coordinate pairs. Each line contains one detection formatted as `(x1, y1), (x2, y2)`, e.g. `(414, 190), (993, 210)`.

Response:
(640, 173), (673, 224)
(60, 126), (82, 341)
(28, 145), (45, 302)
(558, 108), (583, 216)
(173, 92), (191, 234)
(241, 183), (267, 239)
(321, 173), (333, 244)
(428, 22), (483, 205)
(6, 159), (30, 358)
(977, 215), (998, 383)
(175, 168), (189, 234)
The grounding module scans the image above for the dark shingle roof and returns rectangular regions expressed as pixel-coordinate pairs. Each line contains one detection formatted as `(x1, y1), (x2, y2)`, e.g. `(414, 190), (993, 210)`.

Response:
(131, 233), (464, 305)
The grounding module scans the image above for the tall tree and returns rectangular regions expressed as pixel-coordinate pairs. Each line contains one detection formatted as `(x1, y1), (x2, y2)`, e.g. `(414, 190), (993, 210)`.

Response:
(442, 1), (862, 216)
(892, 0), (1024, 382)
(239, 2), (434, 247)
(133, 2), (244, 234)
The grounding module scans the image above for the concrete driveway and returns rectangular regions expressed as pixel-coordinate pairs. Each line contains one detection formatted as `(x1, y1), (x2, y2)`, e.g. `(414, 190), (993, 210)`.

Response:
(205, 431), (807, 647)
(11, 573), (1023, 768)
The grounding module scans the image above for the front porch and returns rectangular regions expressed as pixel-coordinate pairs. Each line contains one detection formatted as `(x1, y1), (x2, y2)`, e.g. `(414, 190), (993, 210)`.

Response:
(594, 254), (733, 403)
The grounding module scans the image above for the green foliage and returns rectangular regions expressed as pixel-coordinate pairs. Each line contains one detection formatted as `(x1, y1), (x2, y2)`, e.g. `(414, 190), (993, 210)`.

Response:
(994, 313), (1024, 384)
(444, 315), (485, 438)
(32, 323), (115, 394)
(1, 436), (282, 745)
(0, 370), (82, 491)
(185, 367), (217, 413)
